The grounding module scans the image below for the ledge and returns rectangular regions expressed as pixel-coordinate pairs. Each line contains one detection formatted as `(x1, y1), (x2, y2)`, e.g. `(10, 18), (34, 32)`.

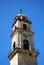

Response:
(10, 27), (34, 38)
(8, 48), (39, 60)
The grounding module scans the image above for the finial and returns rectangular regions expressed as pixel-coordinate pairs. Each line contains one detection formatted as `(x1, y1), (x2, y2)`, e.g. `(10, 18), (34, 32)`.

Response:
(19, 9), (22, 14)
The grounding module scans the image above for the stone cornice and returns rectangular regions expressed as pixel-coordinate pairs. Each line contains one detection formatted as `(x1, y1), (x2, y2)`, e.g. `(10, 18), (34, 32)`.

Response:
(8, 48), (39, 60)
(10, 27), (34, 38)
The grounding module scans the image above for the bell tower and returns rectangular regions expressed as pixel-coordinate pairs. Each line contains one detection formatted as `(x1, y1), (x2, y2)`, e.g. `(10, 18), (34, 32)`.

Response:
(8, 13), (39, 65)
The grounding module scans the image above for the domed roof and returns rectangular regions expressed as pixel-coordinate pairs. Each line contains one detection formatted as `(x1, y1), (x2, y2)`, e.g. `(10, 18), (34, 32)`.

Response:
(12, 14), (32, 27)
(17, 14), (26, 16)
(14, 14), (28, 21)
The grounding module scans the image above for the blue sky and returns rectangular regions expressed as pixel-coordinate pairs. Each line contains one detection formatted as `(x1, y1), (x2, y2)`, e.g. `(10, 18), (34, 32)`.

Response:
(0, 0), (44, 65)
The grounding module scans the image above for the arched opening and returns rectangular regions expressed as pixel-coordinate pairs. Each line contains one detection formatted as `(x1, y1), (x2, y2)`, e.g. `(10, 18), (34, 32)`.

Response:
(23, 39), (29, 50)
(23, 24), (27, 30)
(13, 42), (15, 51)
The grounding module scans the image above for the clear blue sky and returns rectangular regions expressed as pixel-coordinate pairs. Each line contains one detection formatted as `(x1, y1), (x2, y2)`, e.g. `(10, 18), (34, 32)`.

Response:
(0, 0), (44, 65)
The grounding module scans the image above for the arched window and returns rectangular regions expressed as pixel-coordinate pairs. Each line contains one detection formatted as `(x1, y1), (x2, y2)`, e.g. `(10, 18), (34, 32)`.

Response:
(23, 24), (27, 30)
(23, 39), (29, 50)
(13, 42), (15, 51)
(15, 26), (16, 29)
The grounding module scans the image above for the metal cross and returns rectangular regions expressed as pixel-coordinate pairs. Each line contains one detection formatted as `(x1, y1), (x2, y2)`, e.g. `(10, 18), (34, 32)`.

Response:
(20, 9), (22, 14)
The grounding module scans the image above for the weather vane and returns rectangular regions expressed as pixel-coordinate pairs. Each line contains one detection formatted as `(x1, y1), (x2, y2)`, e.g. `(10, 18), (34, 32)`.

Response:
(19, 9), (22, 14)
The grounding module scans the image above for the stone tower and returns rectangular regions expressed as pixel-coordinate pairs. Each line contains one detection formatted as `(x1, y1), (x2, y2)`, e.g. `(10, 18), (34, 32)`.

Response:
(8, 13), (39, 65)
